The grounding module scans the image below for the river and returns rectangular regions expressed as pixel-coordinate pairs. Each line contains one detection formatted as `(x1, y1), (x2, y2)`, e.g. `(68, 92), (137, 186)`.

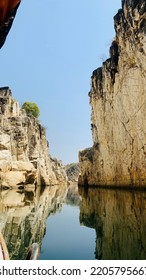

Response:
(0, 184), (146, 260)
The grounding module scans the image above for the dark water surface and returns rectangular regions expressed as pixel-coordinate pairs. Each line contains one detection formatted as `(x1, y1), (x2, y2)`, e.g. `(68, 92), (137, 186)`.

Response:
(0, 184), (146, 260)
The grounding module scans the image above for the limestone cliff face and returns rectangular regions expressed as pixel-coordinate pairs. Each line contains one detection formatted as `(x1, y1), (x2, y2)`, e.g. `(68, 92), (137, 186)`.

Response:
(79, 0), (146, 187)
(0, 87), (67, 187)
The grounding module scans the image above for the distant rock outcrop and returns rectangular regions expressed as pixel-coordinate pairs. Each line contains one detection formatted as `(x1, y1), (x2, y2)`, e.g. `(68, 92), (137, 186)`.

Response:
(0, 87), (67, 187)
(65, 163), (80, 183)
(64, 163), (81, 205)
(79, 0), (146, 187)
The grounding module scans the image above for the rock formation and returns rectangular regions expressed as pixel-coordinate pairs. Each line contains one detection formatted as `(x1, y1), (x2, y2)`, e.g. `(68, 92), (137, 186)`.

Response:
(79, 186), (146, 259)
(65, 163), (81, 205)
(79, 0), (146, 187)
(0, 87), (67, 187)
(65, 163), (80, 183)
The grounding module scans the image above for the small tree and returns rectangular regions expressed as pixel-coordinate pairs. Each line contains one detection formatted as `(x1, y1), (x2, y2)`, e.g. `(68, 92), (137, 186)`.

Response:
(22, 102), (40, 118)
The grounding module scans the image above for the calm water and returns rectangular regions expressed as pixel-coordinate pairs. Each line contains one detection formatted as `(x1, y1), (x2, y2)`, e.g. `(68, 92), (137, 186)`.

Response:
(40, 203), (95, 260)
(0, 184), (146, 260)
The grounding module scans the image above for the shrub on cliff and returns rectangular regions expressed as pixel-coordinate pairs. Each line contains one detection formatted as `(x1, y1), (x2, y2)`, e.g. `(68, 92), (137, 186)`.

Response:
(22, 102), (40, 118)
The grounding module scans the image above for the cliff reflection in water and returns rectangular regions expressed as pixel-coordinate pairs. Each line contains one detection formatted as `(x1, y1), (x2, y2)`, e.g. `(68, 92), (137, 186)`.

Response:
(0, 185), (67, 260)
(79, 187), (146, 260)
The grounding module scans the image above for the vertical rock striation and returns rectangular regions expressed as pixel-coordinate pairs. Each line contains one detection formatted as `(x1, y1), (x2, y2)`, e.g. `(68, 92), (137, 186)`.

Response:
(0, 87), (67, 187)
(79, 0), (146, 187)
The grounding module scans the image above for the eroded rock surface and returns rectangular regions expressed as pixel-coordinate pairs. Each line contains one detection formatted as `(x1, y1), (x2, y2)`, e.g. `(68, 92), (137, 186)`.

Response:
(79, 0), (146, 187)
(0, 87), (67, 187)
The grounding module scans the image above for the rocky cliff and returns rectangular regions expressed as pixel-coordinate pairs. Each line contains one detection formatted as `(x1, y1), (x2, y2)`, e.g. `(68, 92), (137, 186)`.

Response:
(79, 0), (146, 187)
(0, 87), (67, 187)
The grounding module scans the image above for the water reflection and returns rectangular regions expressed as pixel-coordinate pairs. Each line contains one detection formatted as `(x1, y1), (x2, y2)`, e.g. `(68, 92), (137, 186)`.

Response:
(65, 182), (81, 206)
(39, 183), (95, 260)
(0, 185), (67, 260)
(79, 187), (146, 260)
(1, 183), (145, 260)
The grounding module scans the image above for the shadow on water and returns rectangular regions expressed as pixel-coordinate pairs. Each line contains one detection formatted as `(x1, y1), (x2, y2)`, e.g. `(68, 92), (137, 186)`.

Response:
(79, 186), (146, 260)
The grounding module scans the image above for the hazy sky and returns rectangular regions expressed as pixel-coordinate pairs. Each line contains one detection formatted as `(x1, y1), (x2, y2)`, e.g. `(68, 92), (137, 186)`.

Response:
(0, 0), (121, 164)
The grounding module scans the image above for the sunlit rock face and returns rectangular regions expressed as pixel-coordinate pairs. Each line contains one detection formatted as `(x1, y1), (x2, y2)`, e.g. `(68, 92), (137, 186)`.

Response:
(79, 187), (146, 260)
(79, 0), (146, 187)
(0, 184), (67, 259)
(0, 87), (67, 187)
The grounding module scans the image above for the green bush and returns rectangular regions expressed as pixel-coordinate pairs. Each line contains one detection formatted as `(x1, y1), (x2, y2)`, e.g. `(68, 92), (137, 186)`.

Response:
(22, 102), (40, 118)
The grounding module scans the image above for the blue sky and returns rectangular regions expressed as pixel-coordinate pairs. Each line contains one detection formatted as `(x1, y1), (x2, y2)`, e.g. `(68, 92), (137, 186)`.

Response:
(0, 0), (121, 164)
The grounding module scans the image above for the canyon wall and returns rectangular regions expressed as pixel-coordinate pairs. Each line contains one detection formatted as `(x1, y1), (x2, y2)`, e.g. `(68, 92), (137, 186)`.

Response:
(79, 0), (146, 187)
(0, 87), (67, 187)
